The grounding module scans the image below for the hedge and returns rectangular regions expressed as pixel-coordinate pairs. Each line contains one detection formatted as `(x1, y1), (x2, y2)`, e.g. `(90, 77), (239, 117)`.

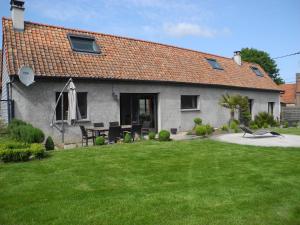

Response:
(0, 143), (45, 162)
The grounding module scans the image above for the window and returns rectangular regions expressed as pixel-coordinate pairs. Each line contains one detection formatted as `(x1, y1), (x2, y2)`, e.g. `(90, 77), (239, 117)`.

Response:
(251, 66), (264, 76)
(68, 34), (100, 53)
(181, 95), (199, 110)
(206, 58), (223, 70)
(248, 99), (253, 116)
(55, 92), (87, 120)
(268, 102), (275, 115)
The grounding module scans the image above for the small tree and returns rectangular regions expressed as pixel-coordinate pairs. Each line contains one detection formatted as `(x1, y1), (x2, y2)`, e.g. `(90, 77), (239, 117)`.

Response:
(219, 94), (251, 125)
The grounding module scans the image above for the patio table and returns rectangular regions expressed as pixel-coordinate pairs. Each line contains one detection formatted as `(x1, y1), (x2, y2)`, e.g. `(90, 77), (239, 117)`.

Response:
(86, 125), (132, 137)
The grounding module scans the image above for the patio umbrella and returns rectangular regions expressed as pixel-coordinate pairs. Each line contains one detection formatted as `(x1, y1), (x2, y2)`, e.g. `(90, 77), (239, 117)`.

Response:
(68, 80), (77, 125)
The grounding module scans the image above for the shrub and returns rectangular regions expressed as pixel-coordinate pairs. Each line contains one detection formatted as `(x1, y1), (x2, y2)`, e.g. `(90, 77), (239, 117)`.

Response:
(95, 136), (105, 145)
(249, 123), (259, 130)
(158, 130), (170, 141)
(8, 119), (44, 143)
(254, 112), (276, 128)
(45, 136), (55, 150)
(124, 133), (132, 143)
(283, 121), (289, 128)
(205, 124), (214, 135)
(30, 143), (45, 159)
(148, 132), (156, 140)
(230, 121), (239, 133)
(195, 125), (207, 136)
(252, 124), (259, 130)
(193, 118), (202, 126)
(221, 124), (229, 132)
(263, 123), (269, 129)
(0, 143), (45, 162)
(0, 149), (31, 162)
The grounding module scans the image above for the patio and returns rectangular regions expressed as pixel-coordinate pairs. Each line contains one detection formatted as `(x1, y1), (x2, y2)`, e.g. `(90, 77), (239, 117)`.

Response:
(212, 133), (300, 147)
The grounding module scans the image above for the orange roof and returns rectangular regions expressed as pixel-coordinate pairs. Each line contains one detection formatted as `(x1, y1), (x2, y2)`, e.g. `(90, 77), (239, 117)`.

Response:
(2, 17), (281, 91)
(279, 83), (296, 104)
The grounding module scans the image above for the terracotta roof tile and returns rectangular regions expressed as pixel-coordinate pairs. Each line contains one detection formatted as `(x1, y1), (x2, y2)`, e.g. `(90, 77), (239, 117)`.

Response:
(279, 84), (296, 104)
(2, 18), (281, 91)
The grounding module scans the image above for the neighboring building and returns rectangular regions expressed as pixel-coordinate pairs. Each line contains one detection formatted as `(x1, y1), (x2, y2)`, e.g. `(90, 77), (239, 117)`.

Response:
(279, 73), (300, 107)
(1, 1), (281, 143)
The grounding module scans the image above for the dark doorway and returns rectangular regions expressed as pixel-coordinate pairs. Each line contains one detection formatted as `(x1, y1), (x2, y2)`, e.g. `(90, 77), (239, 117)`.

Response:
(120, 93), (158, 131)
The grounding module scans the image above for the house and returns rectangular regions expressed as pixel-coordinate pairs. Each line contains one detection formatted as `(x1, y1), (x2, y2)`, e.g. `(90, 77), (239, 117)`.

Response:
(1, 1), (281, 143)
(279, 73), (300, 107)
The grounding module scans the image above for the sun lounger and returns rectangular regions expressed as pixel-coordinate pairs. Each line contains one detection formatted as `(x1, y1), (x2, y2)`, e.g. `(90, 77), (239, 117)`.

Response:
(240, 126), (282, 137)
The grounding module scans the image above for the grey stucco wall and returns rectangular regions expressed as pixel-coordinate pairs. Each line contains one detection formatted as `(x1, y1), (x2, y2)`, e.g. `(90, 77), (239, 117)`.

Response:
(1, 48), (10, 123)
(11, 79), (280, 144)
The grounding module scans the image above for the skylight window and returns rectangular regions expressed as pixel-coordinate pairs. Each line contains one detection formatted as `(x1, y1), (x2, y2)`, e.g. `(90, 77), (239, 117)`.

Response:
(68, 34), (100, 54)
(206, 58), (223, 70)
(251, 66), (264, 76)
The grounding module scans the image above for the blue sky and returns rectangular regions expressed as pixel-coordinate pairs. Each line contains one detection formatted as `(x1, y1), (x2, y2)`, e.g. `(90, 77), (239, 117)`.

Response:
(1, 0), (299, 83)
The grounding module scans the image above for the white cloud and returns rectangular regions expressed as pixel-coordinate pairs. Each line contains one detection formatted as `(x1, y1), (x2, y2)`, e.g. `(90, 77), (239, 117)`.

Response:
(163, 22), (217, 38)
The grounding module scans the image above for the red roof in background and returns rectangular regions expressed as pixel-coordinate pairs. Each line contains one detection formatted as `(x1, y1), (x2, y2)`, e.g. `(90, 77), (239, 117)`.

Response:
(2, 18), (281, 91)
(0, 49), (2, 89)
(279, 83), (296, 104)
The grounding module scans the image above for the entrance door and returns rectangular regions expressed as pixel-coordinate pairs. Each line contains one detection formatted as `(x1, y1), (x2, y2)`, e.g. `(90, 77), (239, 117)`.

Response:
(120, 93), (157, 131)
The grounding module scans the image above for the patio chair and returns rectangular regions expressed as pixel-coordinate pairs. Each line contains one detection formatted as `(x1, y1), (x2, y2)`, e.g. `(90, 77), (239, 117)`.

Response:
(240, 126), (282, 138)
(141, 121), (151, 135)
(79, 125), (95, 146)
(131, 124), (142, 141)
(109, 121), (119, 127)
(93, 122), (106, 137)
(108, 126), (121, 143)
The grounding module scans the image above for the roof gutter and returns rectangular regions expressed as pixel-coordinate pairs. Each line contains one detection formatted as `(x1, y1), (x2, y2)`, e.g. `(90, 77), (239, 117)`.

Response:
(9, 74), (282, 93)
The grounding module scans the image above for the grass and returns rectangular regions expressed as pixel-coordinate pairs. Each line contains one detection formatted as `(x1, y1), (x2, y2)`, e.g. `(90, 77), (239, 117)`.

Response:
(272, 127), (300, 135)
(1, 139), (300, 225)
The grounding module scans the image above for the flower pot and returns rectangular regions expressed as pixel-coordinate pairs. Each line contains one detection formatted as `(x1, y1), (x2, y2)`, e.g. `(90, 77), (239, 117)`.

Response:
(170, 128), (177, 135)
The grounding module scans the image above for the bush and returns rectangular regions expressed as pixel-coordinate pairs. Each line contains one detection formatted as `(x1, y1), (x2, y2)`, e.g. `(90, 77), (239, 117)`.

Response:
(263, 123), (269, 129)
(205, 124), (214, 135)
(0, 149), (31, 162)
(8, 119), (44, 143)
(193, 118), (202, 126)
(30, 143), (45, 159)
(195, 125), (207, 136)
(249, 123), (259, 130)
(45, 136), (55, 151)
(124, 133), (132, 143)
(95, 136), (105, 145)
(254, 112), (276, 128)
(283, 121), (289, 128)
(148, 132), (156, 140)
(158, 130), (170, 141)
(230, 121), (239, 133)
(221, 124), (229, 132)
(0, 143), (45, 162)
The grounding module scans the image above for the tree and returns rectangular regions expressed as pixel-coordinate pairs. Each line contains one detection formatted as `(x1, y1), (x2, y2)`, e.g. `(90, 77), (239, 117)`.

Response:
(240, 48), (284, 85)
(219, 94), (251, 125)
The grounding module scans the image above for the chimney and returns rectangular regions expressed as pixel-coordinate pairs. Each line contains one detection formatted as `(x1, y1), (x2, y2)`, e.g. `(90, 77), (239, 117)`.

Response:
(233, 51), (242, 66)
(296, 73), (300, 106)
(10, 0), (25, 31)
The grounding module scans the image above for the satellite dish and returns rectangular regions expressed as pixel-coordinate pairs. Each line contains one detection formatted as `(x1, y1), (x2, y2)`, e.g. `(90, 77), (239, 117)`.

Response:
(18, 66), (35, 86)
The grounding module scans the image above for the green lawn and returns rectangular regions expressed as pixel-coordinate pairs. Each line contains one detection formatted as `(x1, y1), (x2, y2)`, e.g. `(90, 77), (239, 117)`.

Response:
(272, 127), (300, 136)
(1, 140), (300, 225)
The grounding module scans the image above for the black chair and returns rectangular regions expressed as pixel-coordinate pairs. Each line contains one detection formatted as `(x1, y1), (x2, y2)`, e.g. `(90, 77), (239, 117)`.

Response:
(109, 121), (119, 127)
(108, 126), (121, 143)
(131, 124), (142, 141)
(93, 122), (105, 137)
(141, 121), (151, 135)
(80, 125), (95, 146)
